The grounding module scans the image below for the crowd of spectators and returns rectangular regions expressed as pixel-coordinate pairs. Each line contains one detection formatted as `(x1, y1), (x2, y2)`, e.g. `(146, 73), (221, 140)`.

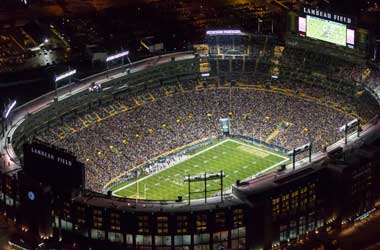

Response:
(38, 78), (378, 192)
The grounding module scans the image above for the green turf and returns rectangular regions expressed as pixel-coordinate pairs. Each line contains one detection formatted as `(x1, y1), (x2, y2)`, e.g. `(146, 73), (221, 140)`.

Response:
(111, 139), (288, 200)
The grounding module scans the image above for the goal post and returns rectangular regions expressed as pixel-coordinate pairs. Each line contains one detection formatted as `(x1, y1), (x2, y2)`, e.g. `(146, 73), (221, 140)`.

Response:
(184, 170), (225, 205)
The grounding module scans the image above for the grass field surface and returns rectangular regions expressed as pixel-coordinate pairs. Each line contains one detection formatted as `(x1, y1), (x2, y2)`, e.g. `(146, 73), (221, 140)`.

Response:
(111, 139), (288, 200)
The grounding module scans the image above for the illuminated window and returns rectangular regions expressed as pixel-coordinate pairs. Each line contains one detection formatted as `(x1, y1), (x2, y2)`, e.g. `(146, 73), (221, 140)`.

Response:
(75, 206), (86, 225)
(299, 216), (306, 236)
(109, 232), (123, 243)
(91, 229), (105, 240)
(194, 233), (210, 250)
(138, 216), (150, 234)
(231, 227), (246, 250)
(279, 225), (287, 242)
(215, 211), (226, 229)
(196, 214), (207, 232)
(155, 235), (172, 246)
(213, 231), (228, 241)
(174, 235), (191, 246)
(289, 220), (297, 239)
(233, 209), (244, 227)
(317, 219), (324, 228)
(176, 215), (189, 234)
(110, 212), (121, 231)
(63, 202), (71, 220)
(157, 216), (169, 234)
(136, 234), (152, 245)
(126, 234), (133, 245)
(61, 219), (73, 231)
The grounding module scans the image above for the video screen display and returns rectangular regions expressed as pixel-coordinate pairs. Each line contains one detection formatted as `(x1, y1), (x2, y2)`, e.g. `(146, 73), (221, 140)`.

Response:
(306, 15), (347, 46)
(298, 17), (306, 33)
(347, 29), (355, 45)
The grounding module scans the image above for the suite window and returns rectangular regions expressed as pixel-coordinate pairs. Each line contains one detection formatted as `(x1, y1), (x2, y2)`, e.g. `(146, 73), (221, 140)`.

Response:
(155, 235), (172, 247)
(110, 212), (121, 231)
(63, 202), (71, 220)
(290, 196), (299, 211)
(54, 216), (59, 228)
(75, 206), (86, 225)
(91, 229), (105, 240)
(5, 195), (13, 206)
(196, 214), (208, 232)
(289, 220), (297, 239)
(126, 234), (134, 245)
(174, 234), (191, 248)
(136, 234), (152, 245)
(213, 231), (228, 250)
(279, 225), (287, 242)
(272, 197), (280, 219)
(93, 215), (103, 228)
(157, 216), (169, 234)
(299, 216), (306, 236)
(232, 209), (244, 227)
(137, 216), (150, 234)
(92, 209), (103, 228)
(194, 233), (210, 250)
(108, 232), (123, 243)
(215, 211), (226, 229)
(281, 194), (290, 213)
(317, 219), (324, 228)
(176, 215), (189, 234)
(61, 219), (73, 231)
(231, 227), (246, 250)
(308, 220), (315, 231)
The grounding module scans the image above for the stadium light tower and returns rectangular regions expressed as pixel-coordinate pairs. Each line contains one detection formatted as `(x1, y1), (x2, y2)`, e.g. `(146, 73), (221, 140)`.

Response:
(338, 118), (360, 145)
(105, 50), (130, 77)
(287, 142), (312, 170)
(54, 67), (77, 101)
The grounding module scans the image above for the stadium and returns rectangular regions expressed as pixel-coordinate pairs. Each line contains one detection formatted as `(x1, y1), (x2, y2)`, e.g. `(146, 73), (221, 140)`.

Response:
(1, 6), (380, 250)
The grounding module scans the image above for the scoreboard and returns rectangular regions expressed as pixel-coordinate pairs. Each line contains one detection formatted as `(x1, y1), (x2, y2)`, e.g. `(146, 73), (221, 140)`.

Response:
(305, 15), (347, 46)
(23, 141), (85, 191)
(287, 7), (369, 50)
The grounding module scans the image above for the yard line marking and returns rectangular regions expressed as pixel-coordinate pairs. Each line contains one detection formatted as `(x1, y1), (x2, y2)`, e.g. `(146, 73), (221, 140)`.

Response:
(228, 139), (288, 160)
(113, 138), (289, 196)
(112, 139), (229, 194)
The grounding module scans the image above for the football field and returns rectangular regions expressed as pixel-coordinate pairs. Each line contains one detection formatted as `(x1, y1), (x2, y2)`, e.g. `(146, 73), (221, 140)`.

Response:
(111, 139), (288, 200)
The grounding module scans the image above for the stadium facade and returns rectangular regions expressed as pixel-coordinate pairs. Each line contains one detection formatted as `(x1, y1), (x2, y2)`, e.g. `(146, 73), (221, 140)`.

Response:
(1, 30), (380, 250)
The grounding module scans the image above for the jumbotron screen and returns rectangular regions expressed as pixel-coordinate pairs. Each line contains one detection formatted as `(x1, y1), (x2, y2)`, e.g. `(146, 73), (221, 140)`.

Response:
(306, 15), (347, 46)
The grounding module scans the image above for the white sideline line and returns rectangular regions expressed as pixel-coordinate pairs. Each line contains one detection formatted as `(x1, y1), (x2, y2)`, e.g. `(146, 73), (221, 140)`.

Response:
(112, 138), (289, 196)
(112, 139), (228, 195)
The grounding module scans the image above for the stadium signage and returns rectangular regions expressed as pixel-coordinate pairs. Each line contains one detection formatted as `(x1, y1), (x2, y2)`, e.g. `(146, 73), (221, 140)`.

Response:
(206, 30), (243, 35)
(303, 7), (352, 24)
(31, 147), (73, 166)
